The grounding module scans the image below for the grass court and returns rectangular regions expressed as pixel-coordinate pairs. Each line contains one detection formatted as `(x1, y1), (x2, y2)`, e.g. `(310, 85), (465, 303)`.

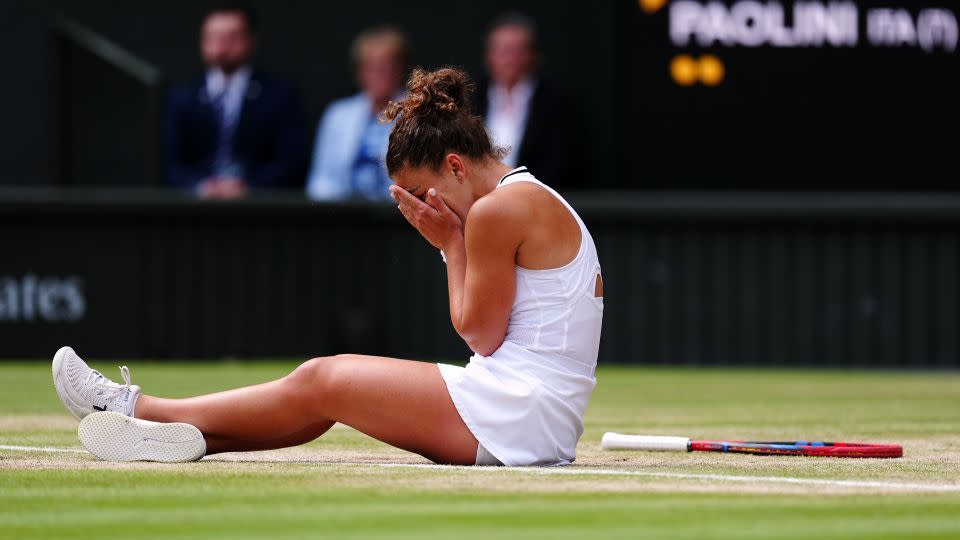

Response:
(2, 360), (958, 539)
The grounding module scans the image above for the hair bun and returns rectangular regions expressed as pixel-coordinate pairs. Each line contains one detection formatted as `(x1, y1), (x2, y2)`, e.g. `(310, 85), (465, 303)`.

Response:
(381, 67), (505, 175)
(381, 67), (472, 122)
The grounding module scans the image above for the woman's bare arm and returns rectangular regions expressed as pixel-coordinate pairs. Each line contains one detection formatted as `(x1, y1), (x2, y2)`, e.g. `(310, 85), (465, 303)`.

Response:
(391, 186), (523, 356)
(451, 194), (522, 355)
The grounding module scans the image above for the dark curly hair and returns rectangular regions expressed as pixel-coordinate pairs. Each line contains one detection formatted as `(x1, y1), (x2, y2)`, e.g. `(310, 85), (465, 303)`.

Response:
(380, 67), (505, 176)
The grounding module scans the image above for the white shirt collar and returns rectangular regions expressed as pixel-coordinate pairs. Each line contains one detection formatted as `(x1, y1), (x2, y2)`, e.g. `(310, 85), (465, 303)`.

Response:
(490, 76), (537, 106)
(206, 65), (253, 99)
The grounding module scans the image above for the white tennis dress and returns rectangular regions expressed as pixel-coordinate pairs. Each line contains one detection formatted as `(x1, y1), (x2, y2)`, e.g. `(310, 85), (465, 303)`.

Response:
(438, 167), (603, 466)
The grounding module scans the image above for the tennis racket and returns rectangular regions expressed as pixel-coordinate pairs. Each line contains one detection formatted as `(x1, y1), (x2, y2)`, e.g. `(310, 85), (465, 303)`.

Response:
(601, 433), (903, 458)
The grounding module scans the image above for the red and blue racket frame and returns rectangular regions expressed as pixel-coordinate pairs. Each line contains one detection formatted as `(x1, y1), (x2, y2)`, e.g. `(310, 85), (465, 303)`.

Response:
(689, 440), (903, 458)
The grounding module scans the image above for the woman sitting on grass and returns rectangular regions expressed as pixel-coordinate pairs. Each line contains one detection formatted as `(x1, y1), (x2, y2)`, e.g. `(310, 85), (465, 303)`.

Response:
(51, 67), (604, 467)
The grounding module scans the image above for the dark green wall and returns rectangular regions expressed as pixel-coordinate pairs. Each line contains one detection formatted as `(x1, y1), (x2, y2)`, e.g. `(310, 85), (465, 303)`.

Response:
(1, 190), (957, 367)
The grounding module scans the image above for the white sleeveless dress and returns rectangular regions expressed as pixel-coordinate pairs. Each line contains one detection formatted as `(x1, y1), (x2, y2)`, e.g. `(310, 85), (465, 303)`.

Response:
(437, 167), (604, 466)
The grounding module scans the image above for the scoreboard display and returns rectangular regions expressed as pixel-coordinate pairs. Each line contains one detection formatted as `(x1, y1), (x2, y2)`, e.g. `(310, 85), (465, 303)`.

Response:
(616, 0), (960, 189)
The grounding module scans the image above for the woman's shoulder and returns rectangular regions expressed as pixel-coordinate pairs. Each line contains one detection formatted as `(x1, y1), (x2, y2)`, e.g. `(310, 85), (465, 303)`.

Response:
(467, 185), (529, 228)
(467, 182), (552, 229)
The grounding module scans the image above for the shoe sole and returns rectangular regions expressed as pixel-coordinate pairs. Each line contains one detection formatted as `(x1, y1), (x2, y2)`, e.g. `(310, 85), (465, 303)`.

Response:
(78, 411), (206, 463)
(52, 346), (85, 422)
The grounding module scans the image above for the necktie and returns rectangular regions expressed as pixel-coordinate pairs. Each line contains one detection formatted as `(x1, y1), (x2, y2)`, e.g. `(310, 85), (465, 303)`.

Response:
(211, 87), (238, 176)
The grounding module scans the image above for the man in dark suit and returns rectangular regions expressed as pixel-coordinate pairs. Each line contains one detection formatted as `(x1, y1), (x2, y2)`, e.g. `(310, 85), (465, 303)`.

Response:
(165, 5), (307, 198)
(475, 13), (584, 191)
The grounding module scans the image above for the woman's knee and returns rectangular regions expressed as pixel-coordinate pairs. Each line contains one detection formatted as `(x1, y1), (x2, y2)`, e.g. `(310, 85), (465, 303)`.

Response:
(284, 355), (352, 408)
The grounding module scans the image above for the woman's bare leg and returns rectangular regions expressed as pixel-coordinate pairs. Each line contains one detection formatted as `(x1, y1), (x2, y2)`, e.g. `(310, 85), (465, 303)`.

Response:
(134, 355), (479, 465)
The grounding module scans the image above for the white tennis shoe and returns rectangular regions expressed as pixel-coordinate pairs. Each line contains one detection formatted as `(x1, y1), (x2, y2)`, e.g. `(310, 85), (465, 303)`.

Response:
(78, 411), (206, 463)
(52, 346), (141, 421)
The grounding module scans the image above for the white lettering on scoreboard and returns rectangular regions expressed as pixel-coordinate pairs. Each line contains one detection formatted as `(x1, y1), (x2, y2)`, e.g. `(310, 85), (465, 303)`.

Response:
(669, 1), (958, 52)
(0, 275), (86, 323)
(868, 8), (958, 52)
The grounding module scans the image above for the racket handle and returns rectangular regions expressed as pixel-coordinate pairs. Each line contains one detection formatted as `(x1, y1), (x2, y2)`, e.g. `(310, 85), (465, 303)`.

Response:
(601, 433), (691, 452)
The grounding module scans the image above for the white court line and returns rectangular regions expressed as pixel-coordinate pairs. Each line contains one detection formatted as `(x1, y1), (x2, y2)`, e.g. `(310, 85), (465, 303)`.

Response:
(0, 444), (86, 454)
(342, 462), (960, 492)
(2, 444), (958, 492)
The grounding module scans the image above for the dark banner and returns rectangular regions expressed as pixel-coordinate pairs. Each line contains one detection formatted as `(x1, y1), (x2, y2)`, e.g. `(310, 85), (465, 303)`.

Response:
(617, 0), (960, 189)
(1, 194), (958, 367)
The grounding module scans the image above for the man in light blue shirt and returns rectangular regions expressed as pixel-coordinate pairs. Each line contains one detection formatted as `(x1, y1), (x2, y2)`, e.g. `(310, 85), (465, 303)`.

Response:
(307, 27), (408, 201)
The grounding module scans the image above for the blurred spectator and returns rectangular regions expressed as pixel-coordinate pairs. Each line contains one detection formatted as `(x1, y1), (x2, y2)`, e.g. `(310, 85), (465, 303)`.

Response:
(164, 4), (308, 198)
(307, 27), (408, 201)
(476, 13), (584, 190)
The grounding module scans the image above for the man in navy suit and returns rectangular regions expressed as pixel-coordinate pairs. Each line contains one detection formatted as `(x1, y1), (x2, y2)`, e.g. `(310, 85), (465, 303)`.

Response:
(165, 5), (307, 198)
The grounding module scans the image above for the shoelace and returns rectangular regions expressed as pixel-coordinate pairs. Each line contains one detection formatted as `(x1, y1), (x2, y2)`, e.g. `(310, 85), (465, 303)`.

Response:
(84, 366), (133, 405)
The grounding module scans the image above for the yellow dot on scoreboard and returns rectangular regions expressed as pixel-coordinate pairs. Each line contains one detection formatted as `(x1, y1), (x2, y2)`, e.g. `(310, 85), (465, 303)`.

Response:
(670, 55), (698, 87)
(639, 0), (668, 13)
(698, 55), (725, 86)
